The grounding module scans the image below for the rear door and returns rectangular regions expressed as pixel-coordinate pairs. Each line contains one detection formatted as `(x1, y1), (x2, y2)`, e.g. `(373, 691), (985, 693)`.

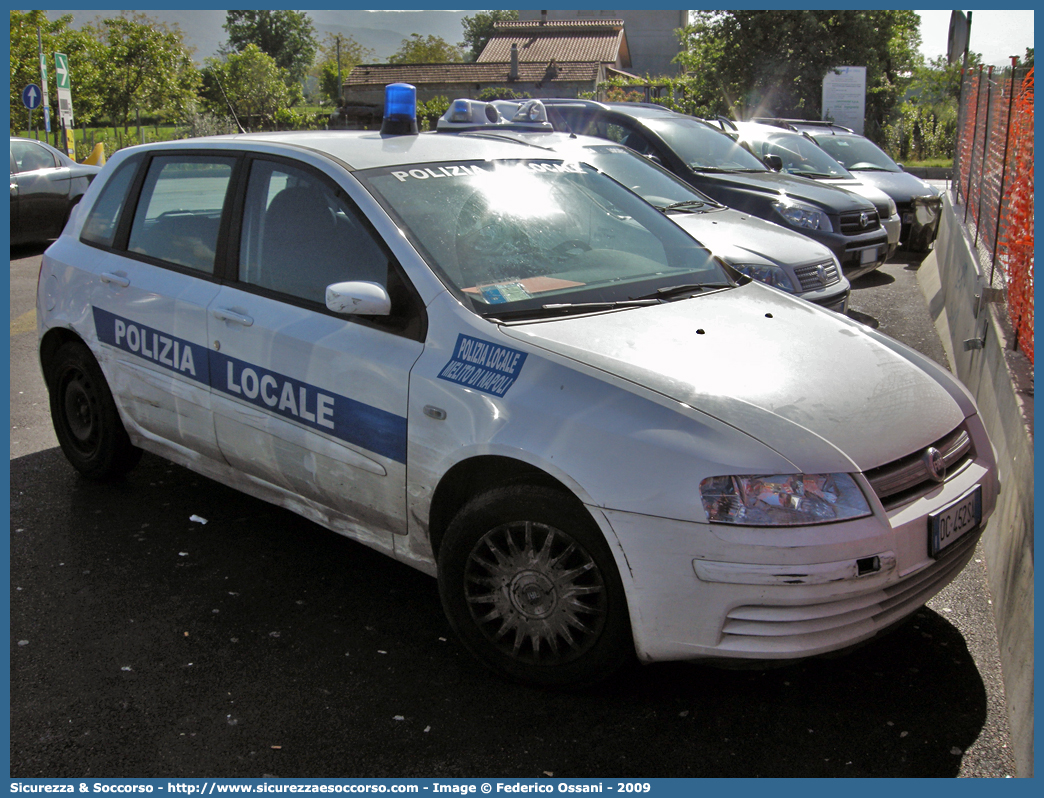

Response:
(83, 151), (237, 459)
(207, 155), (425, 548)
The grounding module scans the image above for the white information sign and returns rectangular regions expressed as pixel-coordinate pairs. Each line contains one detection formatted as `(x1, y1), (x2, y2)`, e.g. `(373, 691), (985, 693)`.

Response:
(822, 66), (866, 134)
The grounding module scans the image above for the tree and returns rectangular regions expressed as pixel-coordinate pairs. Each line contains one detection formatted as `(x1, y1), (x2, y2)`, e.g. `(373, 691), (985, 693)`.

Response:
(459, 9), (518, 62)
(312, 32), (374, 103)
(223, 10), (317, 87)
(81, 12), (199, 133)
(676, 10), (922, 140)
(387, 34), (464, 65)
(200, 44), (293, 132)
(9, 10), (104, 132)
(884, 52), (982, 161)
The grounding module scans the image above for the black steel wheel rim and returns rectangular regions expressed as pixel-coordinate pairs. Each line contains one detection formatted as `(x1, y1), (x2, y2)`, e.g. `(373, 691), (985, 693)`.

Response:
(60, 367), (99, 454)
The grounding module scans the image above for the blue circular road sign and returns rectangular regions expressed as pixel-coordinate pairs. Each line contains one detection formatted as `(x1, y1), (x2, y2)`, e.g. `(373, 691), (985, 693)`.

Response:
(22, 84), (43, 110)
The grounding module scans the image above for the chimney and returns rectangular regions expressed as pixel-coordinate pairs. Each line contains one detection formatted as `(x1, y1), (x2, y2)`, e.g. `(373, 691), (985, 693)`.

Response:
(510, 43), (518, 81)
(541, 10), (548, 25)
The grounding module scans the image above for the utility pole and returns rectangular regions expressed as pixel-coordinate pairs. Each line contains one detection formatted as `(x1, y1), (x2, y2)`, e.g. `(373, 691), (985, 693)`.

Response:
(336, 35), (343, 104)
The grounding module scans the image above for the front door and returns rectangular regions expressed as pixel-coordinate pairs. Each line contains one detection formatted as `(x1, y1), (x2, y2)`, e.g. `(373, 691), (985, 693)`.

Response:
(208, 156), (424, 550)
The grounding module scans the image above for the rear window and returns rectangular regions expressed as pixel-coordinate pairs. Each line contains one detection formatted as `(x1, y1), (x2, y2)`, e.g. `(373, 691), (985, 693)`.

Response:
(126, 156), (235, 273)
(80, 158), (141, 248)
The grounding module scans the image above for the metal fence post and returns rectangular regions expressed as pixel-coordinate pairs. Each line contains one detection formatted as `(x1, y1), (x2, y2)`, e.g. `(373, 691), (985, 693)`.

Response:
(964, 66), (985, 224)
(974, 66), (995, 247)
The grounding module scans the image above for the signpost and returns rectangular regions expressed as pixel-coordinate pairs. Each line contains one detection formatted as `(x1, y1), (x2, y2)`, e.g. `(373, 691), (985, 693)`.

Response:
(55, 52), (76, 158)
(37, 27), (52, 134)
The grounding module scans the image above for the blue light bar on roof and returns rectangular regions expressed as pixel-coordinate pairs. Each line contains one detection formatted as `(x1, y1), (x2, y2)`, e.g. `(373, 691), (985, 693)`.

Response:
(381, 83), (418, 136)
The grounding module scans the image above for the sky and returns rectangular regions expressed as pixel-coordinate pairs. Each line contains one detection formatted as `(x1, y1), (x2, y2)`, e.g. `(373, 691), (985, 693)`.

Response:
(915, 8), (1034, 67)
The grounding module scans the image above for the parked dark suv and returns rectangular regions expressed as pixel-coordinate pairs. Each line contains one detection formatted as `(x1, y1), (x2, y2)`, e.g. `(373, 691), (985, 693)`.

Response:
(542, 101), (890, 280)
(759, 119), (943, 252)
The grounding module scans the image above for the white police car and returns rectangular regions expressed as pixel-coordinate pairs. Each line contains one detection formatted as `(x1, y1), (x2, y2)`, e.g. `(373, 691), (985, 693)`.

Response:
(38, 85), (998, 686)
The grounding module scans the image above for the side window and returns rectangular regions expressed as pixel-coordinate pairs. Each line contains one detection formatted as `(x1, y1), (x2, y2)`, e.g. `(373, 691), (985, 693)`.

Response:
(127, 155), (235, 274)
(238, 159), (389, 305)
(80, 158), (140, 248)
(11, 141), (57, 172)
(609, 124), (654, 157)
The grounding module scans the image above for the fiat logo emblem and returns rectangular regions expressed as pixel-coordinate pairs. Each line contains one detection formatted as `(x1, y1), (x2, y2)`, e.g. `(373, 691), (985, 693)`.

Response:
(859, 211), (870, 228)
(923, 446), (946, 482)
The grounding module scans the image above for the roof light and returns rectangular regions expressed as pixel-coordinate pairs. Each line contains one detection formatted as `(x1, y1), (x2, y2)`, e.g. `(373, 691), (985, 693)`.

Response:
(381, 83), (418, 136)
(436, 98), (553, 132)
(437, 99), (502, 130)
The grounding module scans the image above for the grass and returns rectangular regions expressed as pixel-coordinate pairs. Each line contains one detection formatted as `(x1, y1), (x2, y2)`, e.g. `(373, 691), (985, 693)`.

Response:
(898, 157), (954, 169)
(16, 124), (182, 161)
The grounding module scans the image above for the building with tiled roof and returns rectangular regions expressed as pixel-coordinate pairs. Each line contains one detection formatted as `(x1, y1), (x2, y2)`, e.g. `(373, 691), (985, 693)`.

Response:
(339, 13), (658, 123)
(518, 10), (689, 77)
(477, 18), (631, 70)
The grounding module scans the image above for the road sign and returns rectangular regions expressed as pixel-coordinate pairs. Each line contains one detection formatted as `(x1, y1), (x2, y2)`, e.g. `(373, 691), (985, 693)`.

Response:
(22, 84), (42, 110)
(55, 52), (71, 90)
(55, 53), (74, 125)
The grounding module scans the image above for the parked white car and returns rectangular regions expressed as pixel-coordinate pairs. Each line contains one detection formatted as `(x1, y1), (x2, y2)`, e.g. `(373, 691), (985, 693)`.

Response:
(37, 86), (997, 687)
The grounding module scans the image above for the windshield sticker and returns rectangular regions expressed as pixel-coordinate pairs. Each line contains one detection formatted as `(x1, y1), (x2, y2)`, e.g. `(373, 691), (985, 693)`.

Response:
(438, 334), (528, 398)
(464, 277), (585, 297)
(479, 283), (530, 304)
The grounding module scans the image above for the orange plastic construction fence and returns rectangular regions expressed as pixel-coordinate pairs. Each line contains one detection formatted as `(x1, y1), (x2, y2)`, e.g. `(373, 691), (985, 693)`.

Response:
(999, 69), (1034, 365)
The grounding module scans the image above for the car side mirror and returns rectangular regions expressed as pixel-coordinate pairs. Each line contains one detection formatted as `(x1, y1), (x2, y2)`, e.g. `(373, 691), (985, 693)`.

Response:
(763, 154), (783, 171)
(325, 281), (392, 316)
(896, 163), (905, 171)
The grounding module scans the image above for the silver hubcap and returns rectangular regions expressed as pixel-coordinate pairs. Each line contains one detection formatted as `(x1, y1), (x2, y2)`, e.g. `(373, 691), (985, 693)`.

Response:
(464, 521), (606, 665)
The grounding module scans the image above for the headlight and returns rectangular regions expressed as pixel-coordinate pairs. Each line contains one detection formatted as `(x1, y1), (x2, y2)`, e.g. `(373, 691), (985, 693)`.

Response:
(886, 197), (898, 217)
(729, 262), (798, 293)
(699, 473), (872, 526)
(773, 202), (833, 232)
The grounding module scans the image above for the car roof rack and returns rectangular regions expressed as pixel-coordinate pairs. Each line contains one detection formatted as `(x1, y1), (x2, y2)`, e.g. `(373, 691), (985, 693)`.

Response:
(753, 117), (854, 135)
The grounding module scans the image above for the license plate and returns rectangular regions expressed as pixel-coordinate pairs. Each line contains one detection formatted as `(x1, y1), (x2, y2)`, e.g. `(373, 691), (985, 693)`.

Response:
(860, 246), (880, 264)
(929, 486), (982, 556)
(903, 212), (914, 224)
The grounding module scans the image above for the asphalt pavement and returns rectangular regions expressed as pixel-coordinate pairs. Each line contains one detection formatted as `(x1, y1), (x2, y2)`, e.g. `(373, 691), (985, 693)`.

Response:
(8, 240), (1016, 778)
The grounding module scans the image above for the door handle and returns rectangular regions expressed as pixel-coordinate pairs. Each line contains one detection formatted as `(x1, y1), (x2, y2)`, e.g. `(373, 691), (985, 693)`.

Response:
(212, 308), (254, 327)
(100, 272), (130, 288)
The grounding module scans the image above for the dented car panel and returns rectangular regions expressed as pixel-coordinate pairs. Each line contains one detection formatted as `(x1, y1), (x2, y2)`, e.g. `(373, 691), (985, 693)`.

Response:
(38, 121), (998, 683)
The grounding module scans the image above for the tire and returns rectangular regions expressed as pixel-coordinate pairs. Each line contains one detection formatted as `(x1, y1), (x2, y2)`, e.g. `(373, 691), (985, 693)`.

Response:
(47, 340), (142, 480)
(438, 485), (634, 687)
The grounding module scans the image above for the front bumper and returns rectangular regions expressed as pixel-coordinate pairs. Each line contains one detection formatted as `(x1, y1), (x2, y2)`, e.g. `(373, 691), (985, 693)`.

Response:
(597, 447), (996, 664)
(899, 199), (943, 252)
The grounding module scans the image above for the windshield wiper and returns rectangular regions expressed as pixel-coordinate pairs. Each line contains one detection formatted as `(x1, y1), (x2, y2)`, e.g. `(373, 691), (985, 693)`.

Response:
(658, 199), (709, 213)
(632, 282), (733, 301)
(487, 298), (658, 321)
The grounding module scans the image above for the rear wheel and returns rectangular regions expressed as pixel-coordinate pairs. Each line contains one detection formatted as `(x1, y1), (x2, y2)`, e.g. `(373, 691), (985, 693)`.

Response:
(47, 340), (142, 480)
(438, 485), (634, 687)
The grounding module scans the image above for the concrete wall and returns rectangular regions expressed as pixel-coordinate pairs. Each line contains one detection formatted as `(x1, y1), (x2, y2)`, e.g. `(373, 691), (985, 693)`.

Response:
(918, 196), (1034, 777)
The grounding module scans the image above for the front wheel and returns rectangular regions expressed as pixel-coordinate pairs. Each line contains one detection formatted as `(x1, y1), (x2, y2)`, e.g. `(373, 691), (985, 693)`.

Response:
(47, 340), (142, 480)
(438, 485), (634, 687)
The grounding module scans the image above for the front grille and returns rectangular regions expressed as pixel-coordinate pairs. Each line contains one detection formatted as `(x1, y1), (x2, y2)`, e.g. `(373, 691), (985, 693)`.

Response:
(864, 425), (974, 509)
(794, 259), (841, 291)
(839, 209), (881, 234)
(717, 529), (979, 654)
